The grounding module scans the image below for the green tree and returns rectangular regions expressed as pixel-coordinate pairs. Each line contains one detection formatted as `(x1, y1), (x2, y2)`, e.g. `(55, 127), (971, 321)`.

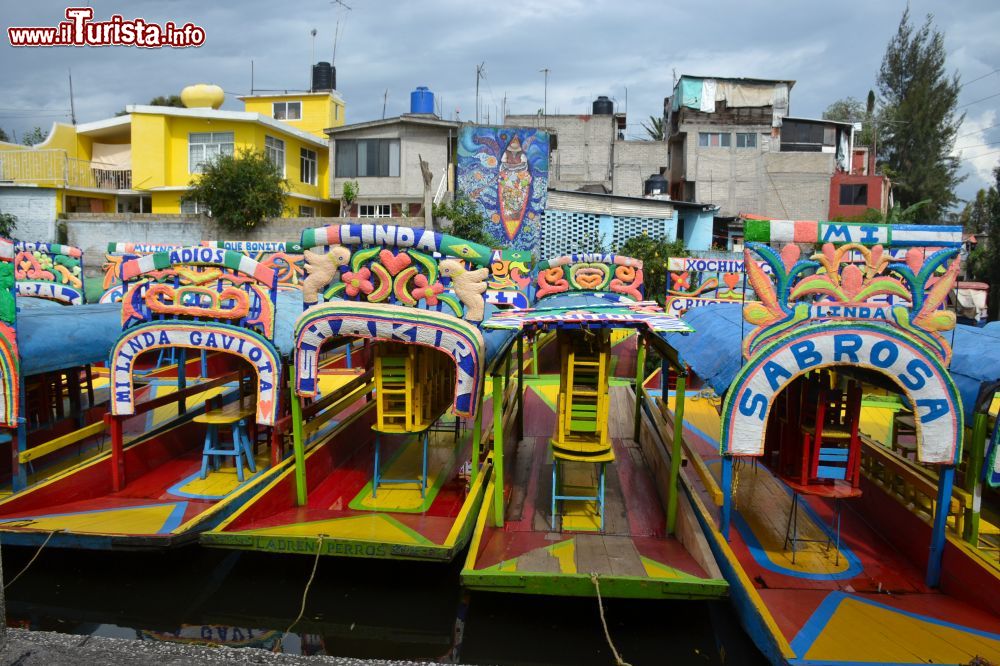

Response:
(877, 9), (964, 221)
(641, 115), (665, 141)
(0, 212), (16, 238)
(116, 94), (185, 116)
(21, 127), (47, 146)
(823, 95), (876, 147)
(959, 187), (995, 234)
(616, 234), (687, 306)
(0, 128), (9, 143)
(182, 148), (288, 232)
(432, 196), (502, 247)
(149, 95), (184, 107)
(341, 180), (359, 213)
(967, 166), (1000, 319)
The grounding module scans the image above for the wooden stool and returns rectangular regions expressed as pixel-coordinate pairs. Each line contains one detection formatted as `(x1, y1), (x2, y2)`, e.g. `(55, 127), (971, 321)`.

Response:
(373, 428), (430, 498)
(195, 403), (257, 481)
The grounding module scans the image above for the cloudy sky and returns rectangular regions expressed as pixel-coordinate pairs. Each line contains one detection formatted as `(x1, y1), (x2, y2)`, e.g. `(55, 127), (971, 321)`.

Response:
(1, 0), (997, 206)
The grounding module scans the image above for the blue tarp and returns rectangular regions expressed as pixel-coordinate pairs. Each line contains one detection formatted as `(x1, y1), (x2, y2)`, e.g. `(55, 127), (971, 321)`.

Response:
(662, 304), (745, 396)
(19, 303), (123, 376)
(662, 303), (1000, 421)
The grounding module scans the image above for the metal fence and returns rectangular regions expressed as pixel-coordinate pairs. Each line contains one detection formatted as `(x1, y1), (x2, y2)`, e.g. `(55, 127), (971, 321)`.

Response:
(0, 149), (130, 190)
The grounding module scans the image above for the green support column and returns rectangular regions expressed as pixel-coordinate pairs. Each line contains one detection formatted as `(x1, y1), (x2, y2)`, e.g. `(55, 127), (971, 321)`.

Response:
(667, 372), (687, 534)
(516, 336), (524, 441)
(965, 412), (988, 544)
(633, 339), (646, 443)
(290, 367), (308, 506)
(532, 335), (540, 377)
(492, 372), (505, 527)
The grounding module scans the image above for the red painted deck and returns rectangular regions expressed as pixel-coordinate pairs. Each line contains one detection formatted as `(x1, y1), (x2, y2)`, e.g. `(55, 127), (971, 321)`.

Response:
(678, 404), (1000, 662)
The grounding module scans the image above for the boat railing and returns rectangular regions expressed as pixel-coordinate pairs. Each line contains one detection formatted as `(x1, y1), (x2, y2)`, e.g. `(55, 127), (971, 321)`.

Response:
(860, 434), (972, 538)
(18, 369), (245, 475)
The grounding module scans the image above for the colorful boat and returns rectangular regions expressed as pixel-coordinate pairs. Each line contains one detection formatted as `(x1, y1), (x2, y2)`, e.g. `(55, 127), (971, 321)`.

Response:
(0, 245), (313, 549)
(202, 224), (523, 561)
(459, 253), (728, 599)
(13, 241), (86, 306)
(653, 221), (1000, 664)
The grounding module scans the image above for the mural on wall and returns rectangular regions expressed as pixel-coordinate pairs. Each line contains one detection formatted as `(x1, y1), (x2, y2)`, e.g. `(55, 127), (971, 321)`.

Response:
(457, 126), (549, 256)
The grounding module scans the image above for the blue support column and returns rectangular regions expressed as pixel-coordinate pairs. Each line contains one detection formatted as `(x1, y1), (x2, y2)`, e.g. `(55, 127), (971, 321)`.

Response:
(13, 377), (27, 492)
(721, 456), (734, 540)
(926, 465), (956, 588)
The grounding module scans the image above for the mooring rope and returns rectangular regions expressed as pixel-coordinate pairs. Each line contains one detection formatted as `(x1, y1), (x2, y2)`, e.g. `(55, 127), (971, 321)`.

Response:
(274, 534), (325, 653)
(5, 530), (58, 590)
(590, 572), (632, 666)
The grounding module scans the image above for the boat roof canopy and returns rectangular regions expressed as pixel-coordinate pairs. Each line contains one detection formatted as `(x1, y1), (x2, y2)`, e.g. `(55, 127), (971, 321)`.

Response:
(19, 303), (122, 376)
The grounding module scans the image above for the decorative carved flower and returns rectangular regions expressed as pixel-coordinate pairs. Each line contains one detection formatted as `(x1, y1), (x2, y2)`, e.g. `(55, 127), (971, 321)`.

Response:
(412, 274), (444, 305)
(343, 267), (374, 297)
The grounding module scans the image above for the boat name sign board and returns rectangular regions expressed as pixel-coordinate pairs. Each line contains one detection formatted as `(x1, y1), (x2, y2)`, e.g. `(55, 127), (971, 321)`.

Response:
(111, 323), (280, 425)
(724, 324), (962, 463)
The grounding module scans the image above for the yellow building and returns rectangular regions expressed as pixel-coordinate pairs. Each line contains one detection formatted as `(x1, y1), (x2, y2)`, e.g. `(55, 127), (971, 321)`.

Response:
(0, 84), (344, 217)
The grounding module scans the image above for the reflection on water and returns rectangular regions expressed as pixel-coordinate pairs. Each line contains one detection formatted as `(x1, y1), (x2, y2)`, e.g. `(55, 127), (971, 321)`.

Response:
(3, 546), (764, 665)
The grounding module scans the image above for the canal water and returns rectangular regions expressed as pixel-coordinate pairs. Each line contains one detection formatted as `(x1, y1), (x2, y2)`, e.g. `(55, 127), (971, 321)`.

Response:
(3, 546), (766, 665)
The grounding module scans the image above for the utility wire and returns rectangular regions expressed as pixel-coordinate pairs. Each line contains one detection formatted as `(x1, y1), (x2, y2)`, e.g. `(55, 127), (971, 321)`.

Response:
(957, 91), (1000, 110)
(955, 122), (1000, 140)
(960, 68), (1000, 90)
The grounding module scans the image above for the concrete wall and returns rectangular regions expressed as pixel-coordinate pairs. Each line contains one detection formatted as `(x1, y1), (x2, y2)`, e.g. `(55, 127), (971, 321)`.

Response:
(330, 124), (453, 203)
(506, 114), (616, 192)
(679, 123), (832, 219)
(612, 140), (669, 197)
(0, 185), (58, 240)
(64, 214), (424, 279)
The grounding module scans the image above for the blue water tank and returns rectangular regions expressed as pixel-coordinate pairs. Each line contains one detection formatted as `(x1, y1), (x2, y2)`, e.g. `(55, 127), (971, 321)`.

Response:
(410, 86), (435, 115)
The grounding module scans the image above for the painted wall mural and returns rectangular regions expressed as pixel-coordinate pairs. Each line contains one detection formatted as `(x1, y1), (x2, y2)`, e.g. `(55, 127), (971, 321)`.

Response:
(457, 126), (549, 255)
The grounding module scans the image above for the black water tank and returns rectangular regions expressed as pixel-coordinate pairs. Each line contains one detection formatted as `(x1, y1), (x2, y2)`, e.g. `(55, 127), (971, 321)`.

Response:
(592, 95), (614, 115)
(312, 62), (336, 92)
(644, 173), (669, 197)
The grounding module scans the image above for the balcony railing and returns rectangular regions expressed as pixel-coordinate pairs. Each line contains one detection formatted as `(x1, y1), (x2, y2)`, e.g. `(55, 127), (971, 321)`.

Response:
(0, 149), (131, 190)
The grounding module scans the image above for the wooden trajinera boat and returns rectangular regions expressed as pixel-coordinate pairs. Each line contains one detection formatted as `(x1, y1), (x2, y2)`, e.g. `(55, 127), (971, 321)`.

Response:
(459, 253), (727, 599)
(201, 224), (528, 561)
(654, 220), (1000, 664)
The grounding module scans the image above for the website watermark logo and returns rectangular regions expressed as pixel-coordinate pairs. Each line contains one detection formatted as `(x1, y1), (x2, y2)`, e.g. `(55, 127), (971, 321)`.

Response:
(7, 7), (206, 48)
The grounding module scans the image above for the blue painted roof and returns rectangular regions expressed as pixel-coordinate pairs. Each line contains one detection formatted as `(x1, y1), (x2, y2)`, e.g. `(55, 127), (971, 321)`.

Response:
(663, 303), (1000, 421)
(19, 303), (123, 376)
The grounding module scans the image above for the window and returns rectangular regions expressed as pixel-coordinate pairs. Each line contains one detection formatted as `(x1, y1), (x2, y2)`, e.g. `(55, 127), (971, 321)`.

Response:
(359, 204), (391, 218)
(335, 139), (401, 178)
(298, 205), (315, 217)
(273, 102), (301, 120)
(265, 136), (285, 175)
(180, 199), (210, 215)
(736, 132), (757, 148)
(698, 132), (731, 148)
(188, 132), (234, 173)
(839, 184), (868, 206)
(300, 148), (317, 185)
(780, 120), (832, 152)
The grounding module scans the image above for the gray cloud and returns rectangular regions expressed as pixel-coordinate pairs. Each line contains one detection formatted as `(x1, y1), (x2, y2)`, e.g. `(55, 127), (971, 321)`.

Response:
(2, 0), (997, 205)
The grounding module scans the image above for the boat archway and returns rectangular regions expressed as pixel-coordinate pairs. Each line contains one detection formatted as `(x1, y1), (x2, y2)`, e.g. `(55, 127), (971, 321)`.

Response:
(110, 321), (281, 425)
(720, 322), (963, 465)
(293, 301), (485, 418)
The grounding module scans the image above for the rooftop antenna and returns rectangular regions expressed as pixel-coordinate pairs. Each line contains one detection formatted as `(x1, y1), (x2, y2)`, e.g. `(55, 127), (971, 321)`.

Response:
(310, 28), (317, 64)
(68, 68), (77, 125)
(475, 62), (486, 124)
(331, 0), (352, 65)
(382, 89), (389, 119)
(250, 59), (254, 95)
(540, 67), (550, 127)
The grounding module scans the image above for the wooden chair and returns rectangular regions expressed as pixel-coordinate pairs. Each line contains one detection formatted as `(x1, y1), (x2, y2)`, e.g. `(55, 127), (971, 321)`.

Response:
(371, 342), (454, 498)
(550, 331), (614, 530)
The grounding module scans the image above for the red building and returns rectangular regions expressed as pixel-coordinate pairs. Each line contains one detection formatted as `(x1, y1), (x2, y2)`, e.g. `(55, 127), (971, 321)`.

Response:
(828, 148), (890, 219)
